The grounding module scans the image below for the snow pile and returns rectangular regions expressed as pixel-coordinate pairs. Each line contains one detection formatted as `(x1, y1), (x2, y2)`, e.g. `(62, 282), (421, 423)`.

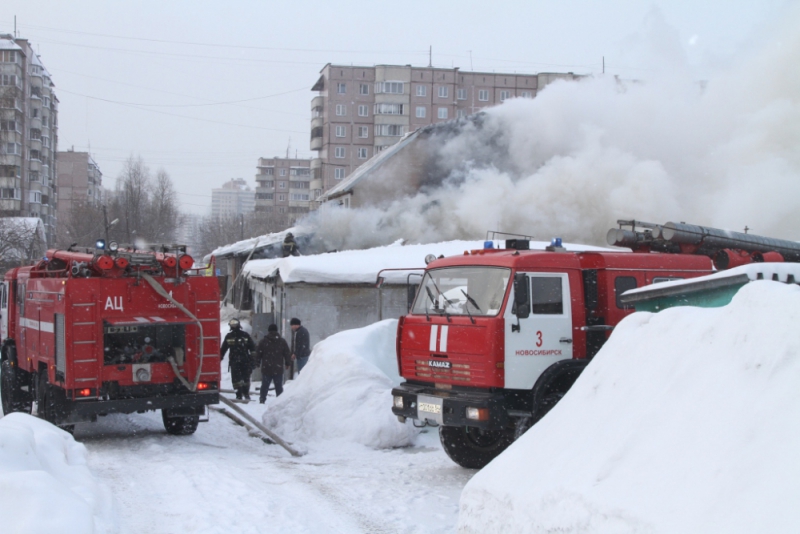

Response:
(0, 413), (118, 534)
(459, 281), (800, 533)
(262, 319), (417, 449)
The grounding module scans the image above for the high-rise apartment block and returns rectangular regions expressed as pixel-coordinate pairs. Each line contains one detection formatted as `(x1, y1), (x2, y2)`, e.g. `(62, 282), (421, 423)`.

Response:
(211, 178), (255, 220)
(56, 150), (102, 222)
(0, 35), (59, 244)
(309, 64), (580, 200)
(254, 157), (312, 222)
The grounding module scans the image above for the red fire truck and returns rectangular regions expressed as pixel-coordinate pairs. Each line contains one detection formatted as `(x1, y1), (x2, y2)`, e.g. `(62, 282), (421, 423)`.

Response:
(392, 221), (800, 468)
(0, 242), (220, 434)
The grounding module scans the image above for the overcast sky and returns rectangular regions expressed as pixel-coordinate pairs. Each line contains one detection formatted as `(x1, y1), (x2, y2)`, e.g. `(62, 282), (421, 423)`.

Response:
(2, 0), (789, 215)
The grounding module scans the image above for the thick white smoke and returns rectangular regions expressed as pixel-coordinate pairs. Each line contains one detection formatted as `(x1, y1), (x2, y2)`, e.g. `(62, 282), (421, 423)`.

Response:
(303, 7), (800, 251)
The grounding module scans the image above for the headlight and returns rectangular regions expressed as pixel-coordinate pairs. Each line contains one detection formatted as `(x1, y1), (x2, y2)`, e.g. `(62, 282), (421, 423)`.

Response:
(109, 241), (119, 252)
(393, 395), (404, 409)
(465, 407), (489, 421)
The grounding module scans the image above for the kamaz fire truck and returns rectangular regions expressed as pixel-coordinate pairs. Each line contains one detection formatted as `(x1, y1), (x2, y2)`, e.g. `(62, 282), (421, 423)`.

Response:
(0, 241), (220, 434)
(392, 221), (800, 468)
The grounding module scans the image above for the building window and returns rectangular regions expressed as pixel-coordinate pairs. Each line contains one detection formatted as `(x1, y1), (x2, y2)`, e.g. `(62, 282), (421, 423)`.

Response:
(521, 91), (533, 98)
(256, 192), (273, 200)
(374, 81), (404, 94)
(278, 207), (286, 213)
(359, 84), (369, 95)
(358, 104), (368, 117)
(374, 103), (404, 115)
(0, 51), (18, 63)
(290, 193), (310, 201)
(280, 168), (287, 176)
(438, 108), (448, 119)
(0, 74), (18, 87)
(478, 89), (489, 101)
(457, 88), (467, 100)
(334, 168), (345, 180)
(29, 149), (40, 160)
(279, 182), (287, 189)
(358, 147), (369, 159)
(29, 171), (39, 182)
(500, 90), (511, 102)
(0, 120), (17, 132)
(358, 126), (369, 138)
(29, 191), (41, 204)
(290, 168), (310, 176)
(335, 125), (346, 137)
(278, 194), (286, 201)
(334, 147), (346, 158)
(374, 124), (405, 137)
(336, 104), (346, 116)
(438, 86), (448, 98)
(456, 109), (465, 119)
(261, 167), (274, 175)
(416, 106), (426, 118)
(0, 188), (20, 199)
(337, 83), (346, 94)
(259, 180), (274, 188)
(416, 85), (427, 97)
(290, 180), (310, 188)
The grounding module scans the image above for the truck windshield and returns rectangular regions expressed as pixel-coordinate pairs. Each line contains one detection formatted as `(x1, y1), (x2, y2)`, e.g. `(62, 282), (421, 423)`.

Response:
(103, 323), (186, 365)
(411, 267), (511, 317)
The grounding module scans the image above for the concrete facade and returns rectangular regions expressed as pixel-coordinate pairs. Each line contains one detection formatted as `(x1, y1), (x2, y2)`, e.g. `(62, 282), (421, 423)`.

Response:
(211, 177), (255, 220)
(55, 150), (102, 224)
(254, 157), (312, 223)
(0, 35), (59, 245)
(309, 64), (581, 203)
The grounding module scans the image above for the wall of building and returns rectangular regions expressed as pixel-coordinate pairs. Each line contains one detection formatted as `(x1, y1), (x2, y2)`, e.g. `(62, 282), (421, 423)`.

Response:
(254, 157), (312, 223)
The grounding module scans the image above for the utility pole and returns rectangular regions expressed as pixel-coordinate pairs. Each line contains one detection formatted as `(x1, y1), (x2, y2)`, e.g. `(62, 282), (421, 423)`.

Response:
(429, 46), (432, 68)
(240, 213), (244, 240)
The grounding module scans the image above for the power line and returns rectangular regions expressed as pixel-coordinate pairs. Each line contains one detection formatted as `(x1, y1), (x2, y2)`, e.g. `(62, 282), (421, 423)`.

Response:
(57, 87), (309, 134)
(11, 21), (427, 56)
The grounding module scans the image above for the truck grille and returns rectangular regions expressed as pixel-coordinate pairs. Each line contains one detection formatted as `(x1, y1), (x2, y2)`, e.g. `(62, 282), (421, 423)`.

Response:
(414, 359), (472, 382)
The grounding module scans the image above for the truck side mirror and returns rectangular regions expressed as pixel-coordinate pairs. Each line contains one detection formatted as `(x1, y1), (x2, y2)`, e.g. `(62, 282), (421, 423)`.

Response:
(513, 273), (530, 319)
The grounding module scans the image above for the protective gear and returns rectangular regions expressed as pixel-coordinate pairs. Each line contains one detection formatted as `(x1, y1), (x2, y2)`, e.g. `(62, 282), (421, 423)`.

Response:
(229, 319), (241, 329)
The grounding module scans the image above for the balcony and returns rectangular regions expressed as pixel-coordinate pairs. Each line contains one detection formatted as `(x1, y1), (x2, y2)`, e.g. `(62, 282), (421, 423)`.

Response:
(310, 127), (323, 151)
(311, 116), (323, 130)
(311, 96), (324, 112)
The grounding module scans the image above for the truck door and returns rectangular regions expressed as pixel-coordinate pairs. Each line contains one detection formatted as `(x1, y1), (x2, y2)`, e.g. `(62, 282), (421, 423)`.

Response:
(505, 273), (573, 389)
(0, 281), (8, 343)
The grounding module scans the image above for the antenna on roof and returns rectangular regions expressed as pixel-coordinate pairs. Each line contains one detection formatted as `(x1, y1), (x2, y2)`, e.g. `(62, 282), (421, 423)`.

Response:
(428, 46), (432, 68)
(286, 137), (291, 159)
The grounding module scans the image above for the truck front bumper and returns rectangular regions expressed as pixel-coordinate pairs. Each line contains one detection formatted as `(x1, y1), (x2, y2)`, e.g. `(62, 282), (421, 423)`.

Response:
(391, 382), (509, 430)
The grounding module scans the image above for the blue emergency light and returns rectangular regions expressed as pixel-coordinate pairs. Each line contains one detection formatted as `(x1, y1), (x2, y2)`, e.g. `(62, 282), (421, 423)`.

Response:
(551, 237), (563, 248)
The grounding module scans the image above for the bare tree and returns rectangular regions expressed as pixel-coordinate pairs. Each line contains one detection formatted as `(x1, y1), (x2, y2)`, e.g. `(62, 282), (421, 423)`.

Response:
(0, 218), (47, 274)
(193, 211), (293, 258)
(56, 199), (105, 248)
(147, 168), (181, 243)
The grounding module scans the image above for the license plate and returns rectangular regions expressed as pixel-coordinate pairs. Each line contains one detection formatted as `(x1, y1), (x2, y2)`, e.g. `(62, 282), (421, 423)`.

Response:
(417, 394), (444, 424)
(418, 402), (441, 414)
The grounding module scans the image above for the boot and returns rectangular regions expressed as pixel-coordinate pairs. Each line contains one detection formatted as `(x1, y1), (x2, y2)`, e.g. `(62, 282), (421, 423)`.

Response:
(235, 387), (243, 400)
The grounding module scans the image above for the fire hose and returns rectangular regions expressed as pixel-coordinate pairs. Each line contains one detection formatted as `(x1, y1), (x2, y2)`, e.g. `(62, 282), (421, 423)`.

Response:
(141, 273), (204, 392)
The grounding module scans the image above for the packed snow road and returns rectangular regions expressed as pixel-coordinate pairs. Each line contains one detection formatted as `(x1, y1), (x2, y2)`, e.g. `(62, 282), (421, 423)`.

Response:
(75, 398), (473, 534)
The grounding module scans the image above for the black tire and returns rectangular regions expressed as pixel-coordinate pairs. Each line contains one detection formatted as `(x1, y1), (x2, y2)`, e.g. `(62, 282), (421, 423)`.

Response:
(439, 425), (515, 469)
(1, 359), (32, 415)
(530, 359), (589, 425)
(37, 372), (70, 428)
(162, 409), (199, 435)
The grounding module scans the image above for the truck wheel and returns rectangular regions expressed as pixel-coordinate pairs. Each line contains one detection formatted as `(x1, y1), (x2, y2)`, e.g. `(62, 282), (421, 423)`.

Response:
(439, 425), (514, 469)
(162, 409), (199, 435)
(37, 372), (72, 431)
(531, 359), (589, 425)
(1, 360), (32, 415)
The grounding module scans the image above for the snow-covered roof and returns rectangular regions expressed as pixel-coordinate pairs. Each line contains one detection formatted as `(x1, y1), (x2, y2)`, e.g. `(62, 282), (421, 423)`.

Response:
(320, 129), (422, 201)
(622, 262), (800, 303)
(243, 239), (613, 286)
(0, 38), (21, 51)
(204, 226), (305, 262)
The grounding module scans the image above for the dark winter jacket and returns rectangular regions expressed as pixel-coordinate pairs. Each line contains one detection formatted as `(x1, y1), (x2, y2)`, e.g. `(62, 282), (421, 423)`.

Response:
(220, 328), (255, 364)
(291, 325), (311, 360)
(254, 333), (292, 376)
(282, 237), (300, 257)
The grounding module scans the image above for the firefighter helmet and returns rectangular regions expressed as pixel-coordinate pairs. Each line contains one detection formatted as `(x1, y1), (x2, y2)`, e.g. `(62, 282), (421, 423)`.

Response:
(228, 319), (241, 329)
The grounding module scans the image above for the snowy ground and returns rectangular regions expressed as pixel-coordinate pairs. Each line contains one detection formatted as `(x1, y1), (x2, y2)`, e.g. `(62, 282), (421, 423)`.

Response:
(74, 398), (471, 534)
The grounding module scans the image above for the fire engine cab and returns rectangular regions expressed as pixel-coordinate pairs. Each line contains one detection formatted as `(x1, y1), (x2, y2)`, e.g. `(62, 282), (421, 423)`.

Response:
(0, 241), (220, 435)
(392, 221), (800, 468)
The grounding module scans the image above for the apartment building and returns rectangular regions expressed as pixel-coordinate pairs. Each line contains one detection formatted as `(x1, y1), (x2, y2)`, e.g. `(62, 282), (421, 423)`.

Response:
(0, 35), (59, 244)
(254, 157), (312, 222)
(211, 177), (255, 220)
(309, 64), (581, 201)
(56, 150), (102, 223)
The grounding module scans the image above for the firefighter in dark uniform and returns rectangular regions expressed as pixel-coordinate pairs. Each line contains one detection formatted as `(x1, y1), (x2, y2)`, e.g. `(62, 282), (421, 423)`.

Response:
(220, 319), (256, 400)
(282, 232), (300, 258)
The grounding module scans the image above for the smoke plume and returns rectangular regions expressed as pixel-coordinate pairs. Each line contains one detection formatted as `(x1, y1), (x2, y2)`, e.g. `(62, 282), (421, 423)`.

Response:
(302, 7), (800, 251)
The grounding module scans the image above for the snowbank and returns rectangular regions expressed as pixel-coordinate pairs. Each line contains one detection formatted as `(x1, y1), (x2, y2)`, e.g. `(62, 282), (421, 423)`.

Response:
(262, 319), (417, 449)
(0, 413), (118, 534)
(459, 281), (800, 533)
